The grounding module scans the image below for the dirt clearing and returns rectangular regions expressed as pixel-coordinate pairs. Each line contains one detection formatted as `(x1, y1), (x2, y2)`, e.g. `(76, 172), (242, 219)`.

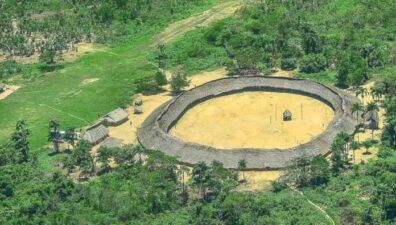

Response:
(152, 0), (242, 45)
(107, 68), (228, 145)
(0, 85), (21, 100)
(170, 92), (335, 149)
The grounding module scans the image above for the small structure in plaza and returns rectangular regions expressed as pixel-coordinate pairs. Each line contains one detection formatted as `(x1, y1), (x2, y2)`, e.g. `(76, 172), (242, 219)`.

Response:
(283, 110), (292, 121)
(134, 98), (143, 106)
(102, 108), (129, 126)
(82, 123), (109, 145)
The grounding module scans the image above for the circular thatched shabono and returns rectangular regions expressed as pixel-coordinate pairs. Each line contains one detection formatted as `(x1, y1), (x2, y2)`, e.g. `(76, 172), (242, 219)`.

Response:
(137, 76), (358, 169)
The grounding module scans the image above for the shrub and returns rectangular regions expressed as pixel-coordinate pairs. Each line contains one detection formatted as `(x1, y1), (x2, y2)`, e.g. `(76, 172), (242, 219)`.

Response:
(154, 71), (167, 86)
(280, 58), (297, 70)
(300, 54), (327, 73)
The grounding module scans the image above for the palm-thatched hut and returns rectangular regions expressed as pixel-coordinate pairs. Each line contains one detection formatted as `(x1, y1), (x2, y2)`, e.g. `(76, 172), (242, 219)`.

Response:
(134, 106), (143, 114)
(283, 110), (292, 121)
(363, 111), (379, 130)
(134, 98), (143, 106)
(82, 123), (109, 145)
(0, 84), (5, 93)
(103, 108), (129, 126)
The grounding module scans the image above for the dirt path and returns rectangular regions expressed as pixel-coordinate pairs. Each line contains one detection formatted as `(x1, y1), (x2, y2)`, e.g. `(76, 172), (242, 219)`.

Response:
(152, 0), (242, 46)
(38, 103), (89, 124)
(289, 185), (335, 225)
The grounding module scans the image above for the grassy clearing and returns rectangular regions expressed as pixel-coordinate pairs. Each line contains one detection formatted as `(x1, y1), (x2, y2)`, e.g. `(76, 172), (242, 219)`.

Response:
(0, 0), (234, 170)
(294, 71), (338, 85)
(0, 36), (154, 170)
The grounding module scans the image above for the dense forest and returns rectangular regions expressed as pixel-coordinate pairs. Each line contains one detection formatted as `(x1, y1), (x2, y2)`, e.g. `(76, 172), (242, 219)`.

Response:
(165, 0), (395, 87)
(0, 0), (212, 57)
(1, 0), (396, 224)
(0, 0), (217, 79)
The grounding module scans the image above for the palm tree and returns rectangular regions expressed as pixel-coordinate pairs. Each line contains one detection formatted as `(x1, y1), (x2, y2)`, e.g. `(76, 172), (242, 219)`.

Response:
(362, 140), (372, 155)
(370, 86), (382, 101)
(355, 87), (368, 104)
(48, 120), (61, 152)
(238, 159), (247, 182)
(350, 140), (360, 164)
(177, 165), (190, 205)
(351, 102), (364, 124)
(365, 101), (379, 140)
(64, 127), (77, 150)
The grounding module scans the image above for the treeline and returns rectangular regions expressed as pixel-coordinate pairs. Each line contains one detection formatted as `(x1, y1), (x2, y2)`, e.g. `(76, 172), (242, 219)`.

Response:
(165, 0), (395, 86)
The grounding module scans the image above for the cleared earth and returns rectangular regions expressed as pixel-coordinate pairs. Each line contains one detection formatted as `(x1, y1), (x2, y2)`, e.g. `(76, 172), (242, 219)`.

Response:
(170, 92), (335, 149)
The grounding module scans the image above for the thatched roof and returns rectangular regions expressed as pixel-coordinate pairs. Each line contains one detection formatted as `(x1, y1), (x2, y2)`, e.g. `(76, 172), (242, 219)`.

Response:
(82, 123), (109, 144)
(365, 110), (379, 123)
(134, 98), (143, 106)
(103, 108), (128, 125)
(283, 110), (292, 117)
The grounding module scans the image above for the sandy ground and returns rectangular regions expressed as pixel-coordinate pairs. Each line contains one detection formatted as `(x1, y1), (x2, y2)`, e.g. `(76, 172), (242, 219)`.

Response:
(236, 170), (282, 192)
(346, 82), (384, 164)
(107, 68), (228, 145)
(106, 67), (331, 191)
(170, 92), (334, 149)
(62, 43), (104, 62)
(272, 68), (298, 77)
(177, 165), (281, 192)
(152, 0), (242, 45)
(80, 78), (100, 86)
(0, 85), (21, 100)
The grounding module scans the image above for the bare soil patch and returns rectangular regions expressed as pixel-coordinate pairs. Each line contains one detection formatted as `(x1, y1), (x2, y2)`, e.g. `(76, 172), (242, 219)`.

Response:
(62, 43), (104, 62)
(80, 78), (100, 86)
(236, 171), (282, 192)
(0, 42), (104, 64)
(107, 68), (228, 145)
(0, 85), (21, 100)
(152, 0), (242, 46)
(346, 82), (384, 163)
(170, 92), (334, 149)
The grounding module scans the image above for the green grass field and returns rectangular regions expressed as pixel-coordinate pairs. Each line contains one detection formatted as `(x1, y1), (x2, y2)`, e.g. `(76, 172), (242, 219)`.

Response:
(0, 0), (229, 170)
(0, 36), (156, 169)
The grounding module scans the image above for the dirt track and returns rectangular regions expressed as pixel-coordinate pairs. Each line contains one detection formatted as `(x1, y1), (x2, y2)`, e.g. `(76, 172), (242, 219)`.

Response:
(152, 0), (242, 45)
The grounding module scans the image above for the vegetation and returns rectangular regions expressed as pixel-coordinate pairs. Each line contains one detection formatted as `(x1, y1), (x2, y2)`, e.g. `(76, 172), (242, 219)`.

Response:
(0, 0), (396, 224)
(164, 0), (395, 86)
(0, 0), (221, 169)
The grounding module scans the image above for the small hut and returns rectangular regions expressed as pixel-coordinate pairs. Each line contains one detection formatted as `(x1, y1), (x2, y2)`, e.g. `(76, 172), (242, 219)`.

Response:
(283, 110), (292, 121)
(0, 84), (5, 93)
(102, 108), (128, 126)
(82, 123), (109, 145)
(134, 106), (143, 114)
(363, 111), (379, 130)
(134, 98), (143, 106)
